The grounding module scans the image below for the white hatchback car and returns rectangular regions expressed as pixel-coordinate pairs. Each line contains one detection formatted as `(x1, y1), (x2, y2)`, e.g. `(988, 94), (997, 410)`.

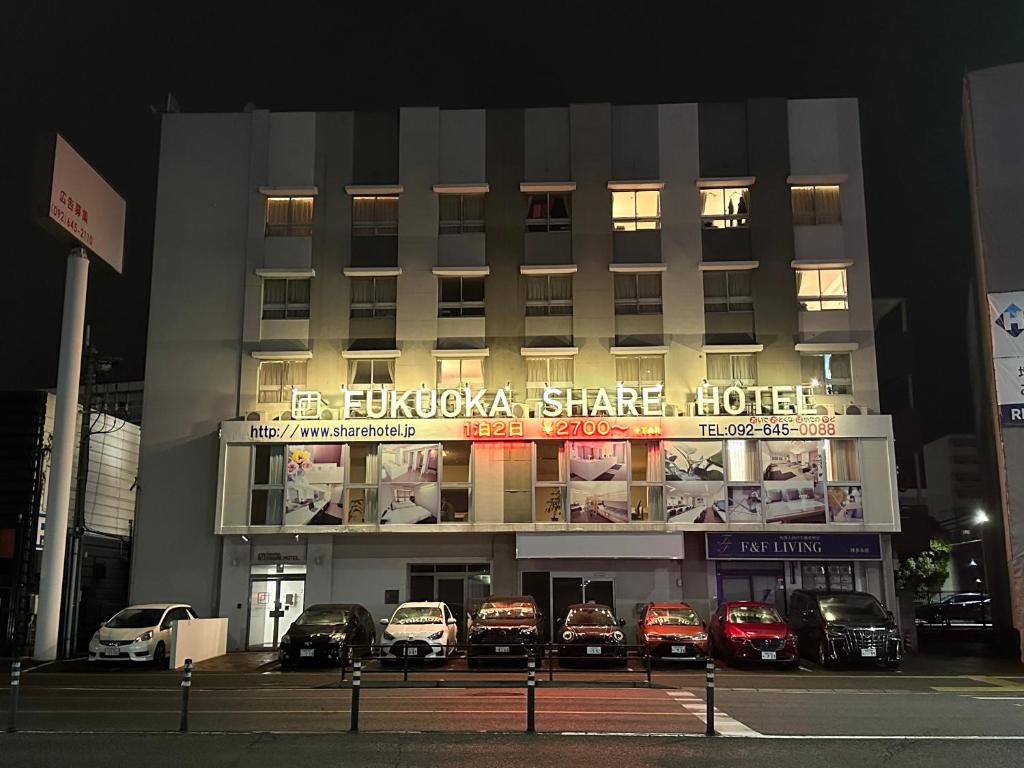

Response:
(88, 604), (197, 666)
(379, 601), (458, 662)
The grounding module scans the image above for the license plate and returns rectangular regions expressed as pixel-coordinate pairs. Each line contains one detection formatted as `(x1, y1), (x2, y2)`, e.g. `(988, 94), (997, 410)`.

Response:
(405, 647), (419, 657)
(761, 651), (777, 661)
(104, 647), (119, 657)
(299, 649), (315, 657)
(586, 646), (601, 655)
(495, 646), (510, 653)
(861, 646), (877, 658)
(671, 645), (687, 654)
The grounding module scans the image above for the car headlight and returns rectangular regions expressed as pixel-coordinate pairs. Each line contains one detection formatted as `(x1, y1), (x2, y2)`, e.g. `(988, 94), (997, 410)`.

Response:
(691, 633), (708, 642)
(382, 631), (395, 641)
(134, 630), (154, 643)
(280, 634), (291, 645)
(612, 631), (625, 642)
(561, 630), (574, 642)
(427, 630), (444, 641)
(786, 633), (798, 644)
(330, 632), (346, 643)
(825, 627), (846, 638)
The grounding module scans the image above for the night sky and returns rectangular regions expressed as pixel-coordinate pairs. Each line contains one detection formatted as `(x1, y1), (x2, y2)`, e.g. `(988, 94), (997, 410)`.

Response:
(3, 2), (1023, 444)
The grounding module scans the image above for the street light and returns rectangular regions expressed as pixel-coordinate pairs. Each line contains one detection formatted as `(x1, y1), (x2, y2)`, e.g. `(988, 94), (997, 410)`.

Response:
(974, 510), (990, 525)
(974, 510), (990, 628)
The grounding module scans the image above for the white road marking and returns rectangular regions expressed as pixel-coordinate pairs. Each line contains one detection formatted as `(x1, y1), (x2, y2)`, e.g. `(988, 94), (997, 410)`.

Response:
(666, 690), (761, 737)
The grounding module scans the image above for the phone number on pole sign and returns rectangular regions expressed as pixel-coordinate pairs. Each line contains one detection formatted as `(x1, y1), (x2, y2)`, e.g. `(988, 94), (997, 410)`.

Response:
(697, 415), (838, 438)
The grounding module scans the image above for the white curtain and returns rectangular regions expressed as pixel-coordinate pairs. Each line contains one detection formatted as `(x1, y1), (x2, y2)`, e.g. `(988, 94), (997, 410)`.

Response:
(814, 186), (841, 224)
(707, 354), (733, 382)
(828, 439), (860, 481)
(791, 186), (816, 225)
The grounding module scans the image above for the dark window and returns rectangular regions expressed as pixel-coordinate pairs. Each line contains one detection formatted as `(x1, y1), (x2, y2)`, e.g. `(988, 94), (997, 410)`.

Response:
(438, 277), (486, 317)
(439, 194), (485, 234)
(614, 273), (662, 315)
(526, 193), (572, 232)
(350, 277), (397, 318)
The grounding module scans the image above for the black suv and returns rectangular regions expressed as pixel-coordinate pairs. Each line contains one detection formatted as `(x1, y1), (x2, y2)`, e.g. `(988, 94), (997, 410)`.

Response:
(279, 603), (376, 668)
(466, 596), (543, 666)
(788, 590), (902, 669)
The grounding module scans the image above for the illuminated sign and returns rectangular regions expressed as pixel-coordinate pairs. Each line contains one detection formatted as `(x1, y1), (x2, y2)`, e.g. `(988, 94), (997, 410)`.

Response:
(461, 418), (663, 440)
(694, 385), (817, 416)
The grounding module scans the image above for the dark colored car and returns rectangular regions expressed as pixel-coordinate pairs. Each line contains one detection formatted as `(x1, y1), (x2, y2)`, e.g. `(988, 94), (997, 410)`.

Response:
(557, 603), (627, 666)
(708, 601), (798, 669)
(915, 593), (992, 625)
(279, 603), (376, 668)
(637, 602), (709, 663)
(466, 595), (544, 666)
(788, 590), (902, 669)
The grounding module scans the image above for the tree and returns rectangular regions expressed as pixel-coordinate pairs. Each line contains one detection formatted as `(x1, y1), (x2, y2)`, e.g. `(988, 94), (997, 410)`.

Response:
(895, 539), (952, 597)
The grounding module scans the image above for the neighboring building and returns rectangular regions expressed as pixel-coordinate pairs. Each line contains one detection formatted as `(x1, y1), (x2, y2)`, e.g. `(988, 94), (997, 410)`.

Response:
(83, 380), (145, 426)
(135, 100), (901, 652)
(963, 62), (1024, 658)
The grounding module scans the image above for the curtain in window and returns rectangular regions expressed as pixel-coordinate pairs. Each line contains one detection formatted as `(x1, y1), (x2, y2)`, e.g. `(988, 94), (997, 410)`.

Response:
(461, 358), (484, 385)
(703, 271), (727, 299)
(263, 279), (286, 305)
(637, 273), (661, 299)
(550, 275), (572, 301)
(284, 361), (307, 387)
(616, 356), (639, 384)
(726, 440), (760, 482)
(267, 449), (285, 485)
(639, 356), (664, 383)
(375, 196), (399, 224)
(636, 191), (660, 219)
(646, 442), (661, 482)
(352, 360), (373, 385)
(706, 354), (733, 382)
(827, 353), (852, 381)
(526, 358), (547, 384)
(614, 274), (637, 301)
(814, 186), (842, 224)
(437, 359), (461, 388)
(462, 194), (485, 222)
(728, 271), (752, 300)
(526, 276), (547, 303)
(549, 357), (572, 384)
(351, 278), (374, 304)
(828, 439), (860, 481)
(801, 355), (826, 382)
(352, 196), (375, 225)
(376, 278), (396, 303)
(266, 198), (291, 227)
(732, 354), (757, 383)
(791, 186), (816, 225)
(287, 279), (310, 304)
(375, 359), (395, 385)
(291, 197), (314, 226)
(438, 195), (461, 223)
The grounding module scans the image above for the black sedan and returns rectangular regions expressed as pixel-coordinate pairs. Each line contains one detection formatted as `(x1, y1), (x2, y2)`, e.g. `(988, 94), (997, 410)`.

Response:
(279, 603), (376, 668)
(557, 603), (627, 666)
(466, 596), (543, 666)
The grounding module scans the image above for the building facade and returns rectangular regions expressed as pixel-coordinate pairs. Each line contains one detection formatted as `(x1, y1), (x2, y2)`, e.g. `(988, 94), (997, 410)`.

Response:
(135, 99), (900, 651)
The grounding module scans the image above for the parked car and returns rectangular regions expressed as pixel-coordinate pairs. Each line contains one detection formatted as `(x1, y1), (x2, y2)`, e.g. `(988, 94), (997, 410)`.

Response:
(466, 595), (544, 667)
(637, 602), (709, 663)
(788, 590), (902, 669)
(379, 601), (458, 663)
(557, 603), (627, 666)
(708, 601), (798, 669)
(279, 603), (376, 668)
(88, 603), (197, 666)
(915, 593), (992, 625)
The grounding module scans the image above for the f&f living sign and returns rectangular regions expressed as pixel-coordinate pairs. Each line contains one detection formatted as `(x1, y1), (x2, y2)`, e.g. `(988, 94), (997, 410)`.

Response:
(705, 532), (882, 560)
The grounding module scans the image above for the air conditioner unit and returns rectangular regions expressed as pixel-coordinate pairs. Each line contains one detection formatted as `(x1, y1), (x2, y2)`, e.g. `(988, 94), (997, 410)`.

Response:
(845, 403), (873, 415)
(814, 404), (831, 416)
(511, 403), (529, 418)
(246, 411), (267, 421)
(319, 407), (338, 420)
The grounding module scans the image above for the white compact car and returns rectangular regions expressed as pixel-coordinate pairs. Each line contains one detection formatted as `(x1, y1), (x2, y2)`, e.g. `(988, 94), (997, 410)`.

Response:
(379, 601), (458, 662)
(88, 604), (197, 666)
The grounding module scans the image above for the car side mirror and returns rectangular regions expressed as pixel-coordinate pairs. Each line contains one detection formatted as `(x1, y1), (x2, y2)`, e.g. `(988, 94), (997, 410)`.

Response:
(469, 612), (478, 621)
(161, 622), (172, 631)
(802, 609), (815, 620)
(447, 618), (457, 626)
(618, 618), (626, 627)
(379, 618), (389, 626)
(100, 621), (107, 628)
(556, 617), (564, 626)
(886, 610), (895, 621)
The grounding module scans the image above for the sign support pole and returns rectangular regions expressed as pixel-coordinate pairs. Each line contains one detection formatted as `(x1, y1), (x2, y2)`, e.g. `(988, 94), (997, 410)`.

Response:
(34, 247), (90, 661)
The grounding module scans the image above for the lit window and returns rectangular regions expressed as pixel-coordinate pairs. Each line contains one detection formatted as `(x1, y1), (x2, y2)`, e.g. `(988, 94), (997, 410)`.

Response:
(791, 185), (842, 226)
(437, 358), (485, 389)
(350, 277), (397, 318)
(262, 279), (310, 319)
(438, 277), (485, 317)
(614, 273), (662, 315)
(700, 187), (750, 228)
(352, 195), (398, 236)
(801, 353), (852, 395)
(525, 275), (573, 316)
(257, 360), (307, 403)
(706, 353), (757, 386)
(349, 359), (395, 389)
(703, 271), (753, 312)
(526, 357), (574, 400)
(612, 190), (661, 231)
(265, 197), (313, 237)
(439, 194), (485, 234)
(250, 445), (285, 525)
(526, 192), (571, 232)
(796, 268), (848, 311)
(615, 355), (665, 388)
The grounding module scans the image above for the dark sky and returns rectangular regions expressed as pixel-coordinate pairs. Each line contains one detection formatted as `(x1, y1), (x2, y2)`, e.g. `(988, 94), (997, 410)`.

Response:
(3, 2), (1023, 443)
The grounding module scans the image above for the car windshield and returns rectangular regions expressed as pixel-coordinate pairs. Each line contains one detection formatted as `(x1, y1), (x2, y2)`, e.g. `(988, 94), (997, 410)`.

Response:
(728, 606), (782, 625)
(478, 601), (535, 619)
(106, 608), (165, 629)
(819, 595), (888, 623)
(391, 607), (443, 625)
(648, 608), (701, 626)
(566, 607), (616, 626)
(296, 608), (350, 625)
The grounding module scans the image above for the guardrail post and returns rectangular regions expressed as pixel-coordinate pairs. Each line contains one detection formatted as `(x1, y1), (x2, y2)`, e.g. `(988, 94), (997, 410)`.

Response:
(645, 649), (652, 686)
(7, 660), (21, 733)
(548, 643), (554, 682)
(402, 645), (409, 682)
(350, 659), (361, 732)
(705, 660), (716, 736)
(526, 656), (536, 733)
(179, 658), (193, 733)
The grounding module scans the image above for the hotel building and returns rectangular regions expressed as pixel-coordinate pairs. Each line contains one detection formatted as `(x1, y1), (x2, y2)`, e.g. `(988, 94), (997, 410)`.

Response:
(134, 99), (900, 650)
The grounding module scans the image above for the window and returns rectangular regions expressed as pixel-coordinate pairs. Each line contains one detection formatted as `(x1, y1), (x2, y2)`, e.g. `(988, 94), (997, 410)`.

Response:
(614, 273), (662, 314)
(438, 277), (485, 317)
(525, 275), (573, 316)
(257, 360), (307, 403)
(439, 194), (485, 234)
(525, 357), (573, 400)
(345, 444), (378, 524)
(615, 355), (665, 388)
(440, 442), (472, 522)
(349, 358), (395, 389)
(801, 353), (853, 395)
(703, 271), (753, 312)
(437, 358), (485, 389)
(262, 279), (310, 319)
(265, 196), (313, 237)
(706, 353), (757, 386)
(700, 187), (750, 228)
(796, 268), (848, 311)
(791, 185), (842, 226)
(250, 445), (284, 525)
(352, 195), (398, 236)
(350, 277), (397, 318)
(612, 190), (661, 231)
(526, 192), (571, 232)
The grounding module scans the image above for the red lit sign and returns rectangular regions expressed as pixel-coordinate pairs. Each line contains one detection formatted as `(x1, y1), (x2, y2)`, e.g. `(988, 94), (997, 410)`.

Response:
(462, 418), (662, 440)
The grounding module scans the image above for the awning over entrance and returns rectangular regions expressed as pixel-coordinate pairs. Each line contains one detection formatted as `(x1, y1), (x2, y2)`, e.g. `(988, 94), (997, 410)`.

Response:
(515, 532), (684, 560)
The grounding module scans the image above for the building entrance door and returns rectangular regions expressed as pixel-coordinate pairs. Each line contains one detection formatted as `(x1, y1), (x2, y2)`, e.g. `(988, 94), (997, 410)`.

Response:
(552, 577), (614, 625)
(715, 563), (786, 614)
(408, 563), (491, 640)
(247, 565), (306, 649)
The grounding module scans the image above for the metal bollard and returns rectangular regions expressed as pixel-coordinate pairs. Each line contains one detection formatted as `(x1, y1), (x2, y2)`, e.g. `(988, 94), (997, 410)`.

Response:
(705, 660), (716, 736)
(402, 646), (409, 682)
(526, 657), (536, 733)
(7, 660), (21, 733)
(645, 650), (652, 687)
(350, 659), (362, 732)
(548, 644), (554, 682)
(179, 658), (193, 733)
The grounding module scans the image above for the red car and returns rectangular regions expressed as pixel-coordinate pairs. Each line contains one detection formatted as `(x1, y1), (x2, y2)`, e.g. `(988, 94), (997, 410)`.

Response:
(709, 601), (799, 669)
(637, 602), (709, 663)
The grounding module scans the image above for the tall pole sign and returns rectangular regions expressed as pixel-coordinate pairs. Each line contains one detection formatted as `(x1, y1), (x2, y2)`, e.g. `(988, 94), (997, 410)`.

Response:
(32, 134), (125, 660)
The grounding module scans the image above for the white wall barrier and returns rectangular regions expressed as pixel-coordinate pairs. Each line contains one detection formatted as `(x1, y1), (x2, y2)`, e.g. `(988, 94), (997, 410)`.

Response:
(170, 618), (229, 670)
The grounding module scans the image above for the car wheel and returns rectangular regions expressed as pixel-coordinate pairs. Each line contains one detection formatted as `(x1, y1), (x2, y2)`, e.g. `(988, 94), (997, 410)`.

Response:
(152, 641), (168, 669)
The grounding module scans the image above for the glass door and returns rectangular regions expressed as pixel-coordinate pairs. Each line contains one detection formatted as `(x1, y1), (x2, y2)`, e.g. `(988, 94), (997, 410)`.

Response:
(247, 575), (306, 649)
